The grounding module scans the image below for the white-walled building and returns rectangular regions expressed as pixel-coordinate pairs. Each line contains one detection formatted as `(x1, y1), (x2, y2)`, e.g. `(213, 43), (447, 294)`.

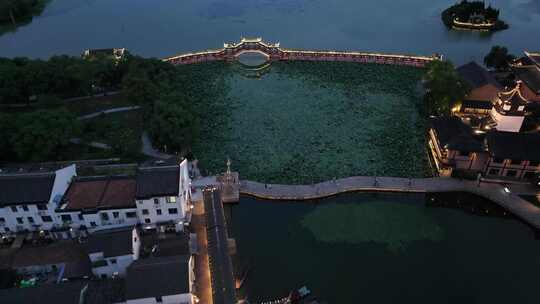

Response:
(0, 165), (77, 235)
(135, 161), (192, 232)
(82, 228), (141, 278)
(57, 175), (139, 233)
(0, 161), (193, 238)
(489, 82), (530, 132)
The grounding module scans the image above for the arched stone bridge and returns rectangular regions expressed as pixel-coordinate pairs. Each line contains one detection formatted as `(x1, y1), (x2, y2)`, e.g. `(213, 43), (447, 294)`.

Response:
(163, 37), (442, 67)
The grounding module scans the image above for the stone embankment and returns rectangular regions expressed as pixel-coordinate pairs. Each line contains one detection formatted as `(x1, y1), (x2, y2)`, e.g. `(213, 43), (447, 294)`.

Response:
(239, 177), (540, 229)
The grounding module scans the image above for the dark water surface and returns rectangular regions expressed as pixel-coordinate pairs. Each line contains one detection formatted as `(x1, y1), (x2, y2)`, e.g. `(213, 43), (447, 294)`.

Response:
(1, 0), (539, 63)
(229, 193), (540, 304)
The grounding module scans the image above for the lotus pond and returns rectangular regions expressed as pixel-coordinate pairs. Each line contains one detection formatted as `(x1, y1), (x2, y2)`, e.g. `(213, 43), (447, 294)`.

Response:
(190, 61), (429, 183)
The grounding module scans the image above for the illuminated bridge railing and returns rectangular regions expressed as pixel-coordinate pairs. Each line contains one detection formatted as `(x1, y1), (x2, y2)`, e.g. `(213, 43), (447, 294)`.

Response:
(163, 38), (442, 67)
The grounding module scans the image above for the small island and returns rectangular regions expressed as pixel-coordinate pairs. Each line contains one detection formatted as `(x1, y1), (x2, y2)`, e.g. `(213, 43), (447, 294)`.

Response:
(441, 0), (508, 32)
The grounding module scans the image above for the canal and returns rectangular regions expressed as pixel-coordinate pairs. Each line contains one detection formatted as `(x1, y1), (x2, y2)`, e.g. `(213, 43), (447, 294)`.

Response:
(1, 0), (539, 63)
(228, 193), (540, 304)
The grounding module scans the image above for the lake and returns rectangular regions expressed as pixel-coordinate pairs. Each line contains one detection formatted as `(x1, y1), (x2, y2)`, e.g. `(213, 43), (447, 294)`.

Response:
(229, 193), (540, 304)
(1, 0), (539, 64)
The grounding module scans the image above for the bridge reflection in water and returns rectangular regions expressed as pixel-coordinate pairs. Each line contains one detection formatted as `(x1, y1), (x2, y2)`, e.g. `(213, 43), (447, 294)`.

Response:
(237, 51), (270, 67)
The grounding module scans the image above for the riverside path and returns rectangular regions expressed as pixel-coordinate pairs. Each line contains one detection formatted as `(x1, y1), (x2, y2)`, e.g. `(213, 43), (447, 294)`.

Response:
(239, 177), (540, 230)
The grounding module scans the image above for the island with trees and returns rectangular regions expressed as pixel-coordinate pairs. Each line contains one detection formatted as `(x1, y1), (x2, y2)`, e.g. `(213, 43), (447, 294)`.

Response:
(441, 0), (508, 32)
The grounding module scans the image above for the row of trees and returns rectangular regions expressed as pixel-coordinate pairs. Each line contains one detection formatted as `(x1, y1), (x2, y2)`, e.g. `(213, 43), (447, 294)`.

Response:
(0, 55), (129, 104)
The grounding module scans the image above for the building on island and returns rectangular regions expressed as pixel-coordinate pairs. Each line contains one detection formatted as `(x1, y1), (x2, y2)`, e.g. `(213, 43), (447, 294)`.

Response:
(0, 165), (76, 235)
(135, 161), (192, 232)
(82, 48), (126, 61)
(428, 116), (487, 176)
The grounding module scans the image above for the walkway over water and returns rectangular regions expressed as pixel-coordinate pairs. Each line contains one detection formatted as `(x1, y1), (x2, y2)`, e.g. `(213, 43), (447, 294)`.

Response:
(163, 37), (441, 67)
(239, 177), (540, 230)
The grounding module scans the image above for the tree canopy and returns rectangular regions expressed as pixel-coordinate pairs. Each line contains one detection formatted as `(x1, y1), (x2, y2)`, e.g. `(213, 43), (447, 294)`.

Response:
(149, 93), (200, 154)
(9, 109), (80, 161)
(484, 46), (515, 71)
(423, 60), (469, 116)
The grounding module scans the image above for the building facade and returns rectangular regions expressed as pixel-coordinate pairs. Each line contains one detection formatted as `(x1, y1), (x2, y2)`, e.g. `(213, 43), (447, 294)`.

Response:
(0, 160), (192, 239)
(0, 165), (77, 235)
(135, 161), (192, 232)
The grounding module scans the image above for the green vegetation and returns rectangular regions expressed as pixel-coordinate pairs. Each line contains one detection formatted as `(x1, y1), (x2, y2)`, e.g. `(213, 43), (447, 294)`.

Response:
(484, 46), (515, 71)
(81, 111), (143, 160)
(0, 55), (129, 105)
(0, 0), (48, 34)
(301, 202), (444, 252)
(423, 60), (469, 116)
(441, 0), (508, 31)
(191, 61), (429, 183)
(0, 109), (80, 161)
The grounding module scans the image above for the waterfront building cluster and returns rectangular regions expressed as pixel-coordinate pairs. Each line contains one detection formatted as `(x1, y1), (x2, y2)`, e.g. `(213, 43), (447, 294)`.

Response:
(0, 160), (192, 237)
(0, 160), (199, 303)
(428, 51), (540, 181)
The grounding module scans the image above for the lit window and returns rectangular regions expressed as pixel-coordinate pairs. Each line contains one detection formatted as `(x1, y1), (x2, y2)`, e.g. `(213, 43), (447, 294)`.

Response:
(167, 196), (176, 203)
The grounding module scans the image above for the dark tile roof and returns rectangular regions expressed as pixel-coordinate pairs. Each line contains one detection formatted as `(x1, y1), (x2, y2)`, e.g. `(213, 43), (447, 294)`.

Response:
(126, 255), (190, 299)
(11, 241), (91, 278)
(203, 188), (236, 304)
(513, 65), (540, 94)
(0, 281), (86, 304)
(136, 166), (179, 199)
(430, 116), (485, 153)
(461, 100), (493, 110)
(82, 228), (133, 258)
(0, 279), (126, 304)
(141, 231), (190, 258)
(487, 131), (540, 162)
(457, 61), (501, 89)
(0, 173), (55, 207)
(83, 278), (126, 304)
(62, 176), (136, 211)
(525, 51), (540, 67)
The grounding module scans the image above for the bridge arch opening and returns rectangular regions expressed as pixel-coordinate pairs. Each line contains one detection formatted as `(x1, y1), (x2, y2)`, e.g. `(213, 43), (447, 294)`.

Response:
(235, 50), (270, 67)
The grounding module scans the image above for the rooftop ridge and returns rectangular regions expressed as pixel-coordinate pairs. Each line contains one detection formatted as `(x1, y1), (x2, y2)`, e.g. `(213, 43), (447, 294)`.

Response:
(0, 171), (55, 178)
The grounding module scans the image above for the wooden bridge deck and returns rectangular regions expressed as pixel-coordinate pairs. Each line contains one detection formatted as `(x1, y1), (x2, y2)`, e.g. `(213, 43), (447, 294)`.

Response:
(239, 177), (540, 229)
